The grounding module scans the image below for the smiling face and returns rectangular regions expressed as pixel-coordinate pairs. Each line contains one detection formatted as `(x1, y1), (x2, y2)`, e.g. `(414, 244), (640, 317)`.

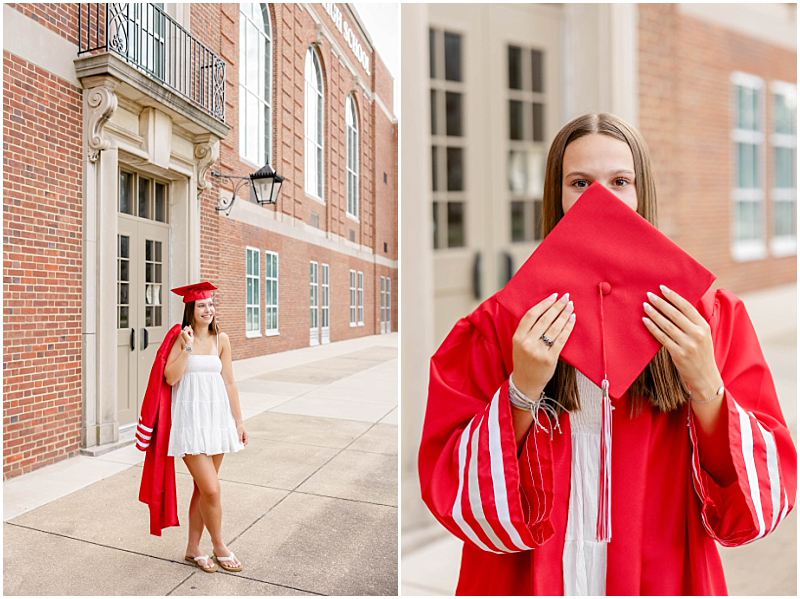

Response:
(561, 134), (639, 213)
(192, 298), (216, 329)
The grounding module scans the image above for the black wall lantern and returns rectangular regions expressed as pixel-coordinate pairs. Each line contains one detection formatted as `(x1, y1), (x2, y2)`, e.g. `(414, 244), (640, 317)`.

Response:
(212, 163), (285, 215)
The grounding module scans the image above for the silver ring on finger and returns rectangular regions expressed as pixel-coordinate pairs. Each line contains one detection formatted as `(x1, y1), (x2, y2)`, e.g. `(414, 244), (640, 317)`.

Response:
(540, 334), (554, 348)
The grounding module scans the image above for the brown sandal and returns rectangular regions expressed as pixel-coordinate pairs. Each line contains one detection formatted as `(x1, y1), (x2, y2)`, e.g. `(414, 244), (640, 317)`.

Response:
(185, 554), (218, 573)
(214, 550), (243, 572)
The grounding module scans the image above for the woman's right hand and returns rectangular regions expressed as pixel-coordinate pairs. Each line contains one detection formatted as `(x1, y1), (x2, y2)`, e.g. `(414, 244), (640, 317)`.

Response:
(180, 325), (194, 349)
(511, 292), (576, 400)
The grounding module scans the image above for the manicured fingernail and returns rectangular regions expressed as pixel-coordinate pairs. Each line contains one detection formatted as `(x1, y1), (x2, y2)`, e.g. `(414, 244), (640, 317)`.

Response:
(560, 292), (570, 303)
(642, 316), (652, 325)
(660, 285), (671, 295)
(646, 291), (658, 302)
(569, 313), (576, 322)
(548, 292), (558, 301)
(567, 300), (573, 309)
(643, 302), (652, 312)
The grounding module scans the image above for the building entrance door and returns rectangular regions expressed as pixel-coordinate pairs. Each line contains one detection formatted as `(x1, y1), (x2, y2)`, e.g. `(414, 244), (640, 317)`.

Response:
(428, 4), (562, 344)
(309, 261), (319, 346)
(115, 171), (170, 429)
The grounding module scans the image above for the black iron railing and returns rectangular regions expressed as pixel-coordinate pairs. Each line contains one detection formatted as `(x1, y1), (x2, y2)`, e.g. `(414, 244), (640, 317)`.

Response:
(78, 3), (226, 122)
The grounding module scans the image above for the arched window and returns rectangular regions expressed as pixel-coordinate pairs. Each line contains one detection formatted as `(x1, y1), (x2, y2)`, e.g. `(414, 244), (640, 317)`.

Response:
(239, 3), (272, 166)
(305, 47), (324, 200)
(346, 94), (359, 218)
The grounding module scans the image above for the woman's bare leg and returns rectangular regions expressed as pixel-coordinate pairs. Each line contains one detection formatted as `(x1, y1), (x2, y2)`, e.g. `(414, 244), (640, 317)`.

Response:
(183, 453), (241, 568)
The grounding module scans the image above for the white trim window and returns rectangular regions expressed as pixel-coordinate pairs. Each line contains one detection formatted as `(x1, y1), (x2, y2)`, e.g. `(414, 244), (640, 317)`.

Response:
(246, 247), (261, 336)
(770, 82), (797, 257)
(349, 269), (357, 327)
(305, 47), (324, 200)
(357, 271), (364, 326)
(239, 3), (272, 167)
(346, 94), (359, 219)
(310, 261), (319, 345)
(321, 263), (330, 343)
(731, 72), (766, 261)
(265, 250), (278, 335)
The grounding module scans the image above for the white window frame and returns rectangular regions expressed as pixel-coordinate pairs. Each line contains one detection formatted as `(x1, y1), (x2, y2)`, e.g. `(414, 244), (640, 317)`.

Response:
(385, 276), (391, 333)
(239, 3), (272, 168)
(770, 81), (797, 257)
(731, 72), (767, 262)
(357, 271), (364, 326)
(246, 246), (261, 337)
(310, 261), (319, 345)
(304, 47), (324, 202)
(346, 94), (359, 220)
(349, 269), (357, 327)
(265, 250), (279, 336)
(321, 263), (330, 344)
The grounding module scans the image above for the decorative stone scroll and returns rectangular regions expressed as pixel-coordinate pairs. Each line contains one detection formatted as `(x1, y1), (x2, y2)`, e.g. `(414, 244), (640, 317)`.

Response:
(86, 85), (118, 163)
(194, 136), (220, 196)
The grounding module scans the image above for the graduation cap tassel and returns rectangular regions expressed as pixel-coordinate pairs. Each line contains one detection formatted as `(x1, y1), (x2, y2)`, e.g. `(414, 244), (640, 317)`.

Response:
(597, 283), (613, 542)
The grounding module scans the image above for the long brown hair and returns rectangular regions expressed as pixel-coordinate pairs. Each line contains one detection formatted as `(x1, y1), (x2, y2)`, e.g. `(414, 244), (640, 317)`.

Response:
(181, 298), (221, 336)
(542, 113), (690, 413)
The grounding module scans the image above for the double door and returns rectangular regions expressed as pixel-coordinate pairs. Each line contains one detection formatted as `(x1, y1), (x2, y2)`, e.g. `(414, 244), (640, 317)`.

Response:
(116, 216), (170, 428)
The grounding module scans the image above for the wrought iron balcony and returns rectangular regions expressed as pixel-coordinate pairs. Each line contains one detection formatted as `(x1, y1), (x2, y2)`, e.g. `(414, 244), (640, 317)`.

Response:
(78, 3), (226, 122)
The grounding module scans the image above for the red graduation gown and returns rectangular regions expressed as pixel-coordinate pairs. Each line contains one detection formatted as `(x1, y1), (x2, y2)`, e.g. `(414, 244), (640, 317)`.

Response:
(418, 289), (796, 595)
(137, 324), (182, 536)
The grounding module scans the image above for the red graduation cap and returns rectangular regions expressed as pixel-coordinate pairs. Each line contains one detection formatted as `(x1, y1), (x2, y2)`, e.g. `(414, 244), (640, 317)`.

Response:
(496, 181), (715, 542)
(170, 281), (217, 303)
(496, 181), (715, 399)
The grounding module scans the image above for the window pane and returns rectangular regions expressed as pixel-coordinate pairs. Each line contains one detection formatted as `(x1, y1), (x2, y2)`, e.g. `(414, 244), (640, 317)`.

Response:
(139, 177), (150, 218)
(432, 202), (440, 249)
(508, 150), (526, 194)
(532, 103), (545, 142)
(447, 201), (465, 247)
(444, 32), (461, 82)
(430, 90), (438, 135)
(431, 145), (439, 192)
(446, 147), (464, 191)
(509, 100), (524, 141)
(119, 235), (129, 259)
(429, 28), (436, 79)
(511, 200), (525, 242)
(120, 172), (132, 214)
(445, 92), (462, 137)
(775, 147), (795, 188)
(508, 46), (522, 90)
(155, 183), (166, 222)
(774, 200), (796, 237)
(531, 49), (544, 93)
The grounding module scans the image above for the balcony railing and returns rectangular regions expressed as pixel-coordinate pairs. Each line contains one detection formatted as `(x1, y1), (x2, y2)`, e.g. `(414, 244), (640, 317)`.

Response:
(78, 3), (226, 122)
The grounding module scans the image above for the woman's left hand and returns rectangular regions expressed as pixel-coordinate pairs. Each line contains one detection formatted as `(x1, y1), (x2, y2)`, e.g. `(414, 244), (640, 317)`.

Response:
(237, 422), (248, 446)
(642, 285), (723, 400)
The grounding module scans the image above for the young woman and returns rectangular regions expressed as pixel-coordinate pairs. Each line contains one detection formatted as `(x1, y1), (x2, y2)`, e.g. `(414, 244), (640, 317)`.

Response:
(418, 113), (796, 595)
(164, 282), (248, 573)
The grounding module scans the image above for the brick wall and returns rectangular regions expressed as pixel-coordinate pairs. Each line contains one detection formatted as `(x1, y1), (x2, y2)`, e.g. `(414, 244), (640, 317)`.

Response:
(10, 3), (81, 47)
(639, 5), (796, 293)
(3, 50), (84, 479)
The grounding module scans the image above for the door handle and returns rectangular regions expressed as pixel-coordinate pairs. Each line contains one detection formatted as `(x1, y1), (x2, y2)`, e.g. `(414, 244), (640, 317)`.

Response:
(130, 328), (135, 351)
(501, 251), (514, 286)
(141, 328), (149, 351)
(472, 251), (482, 300)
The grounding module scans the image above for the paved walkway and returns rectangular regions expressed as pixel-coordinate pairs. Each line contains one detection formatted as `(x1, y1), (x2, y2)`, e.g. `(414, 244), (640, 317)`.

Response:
(402, 284), (797, 596)
(4, 333), (398, 596)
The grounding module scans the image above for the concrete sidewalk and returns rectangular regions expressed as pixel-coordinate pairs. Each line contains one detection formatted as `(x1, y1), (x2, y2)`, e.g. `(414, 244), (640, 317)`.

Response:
(402, 284), (797, 596)
(4, 333), (398, 596)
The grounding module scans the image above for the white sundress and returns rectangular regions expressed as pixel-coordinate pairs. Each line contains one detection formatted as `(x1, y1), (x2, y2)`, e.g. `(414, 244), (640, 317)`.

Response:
(167, 335), (244, 457)
(562, 371), (607, 596)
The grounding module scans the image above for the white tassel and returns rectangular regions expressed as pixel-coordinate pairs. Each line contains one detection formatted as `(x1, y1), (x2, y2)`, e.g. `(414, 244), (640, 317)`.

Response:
(597, 379), (613, 542)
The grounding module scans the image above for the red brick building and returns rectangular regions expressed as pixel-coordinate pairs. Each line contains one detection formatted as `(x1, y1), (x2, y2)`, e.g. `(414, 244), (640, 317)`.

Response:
(3, 3), (397, 479)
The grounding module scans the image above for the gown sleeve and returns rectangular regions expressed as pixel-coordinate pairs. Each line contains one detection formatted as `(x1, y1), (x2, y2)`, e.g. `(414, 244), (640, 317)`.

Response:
(688, 289), (796, 546)
(418, 315), (556, 553)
